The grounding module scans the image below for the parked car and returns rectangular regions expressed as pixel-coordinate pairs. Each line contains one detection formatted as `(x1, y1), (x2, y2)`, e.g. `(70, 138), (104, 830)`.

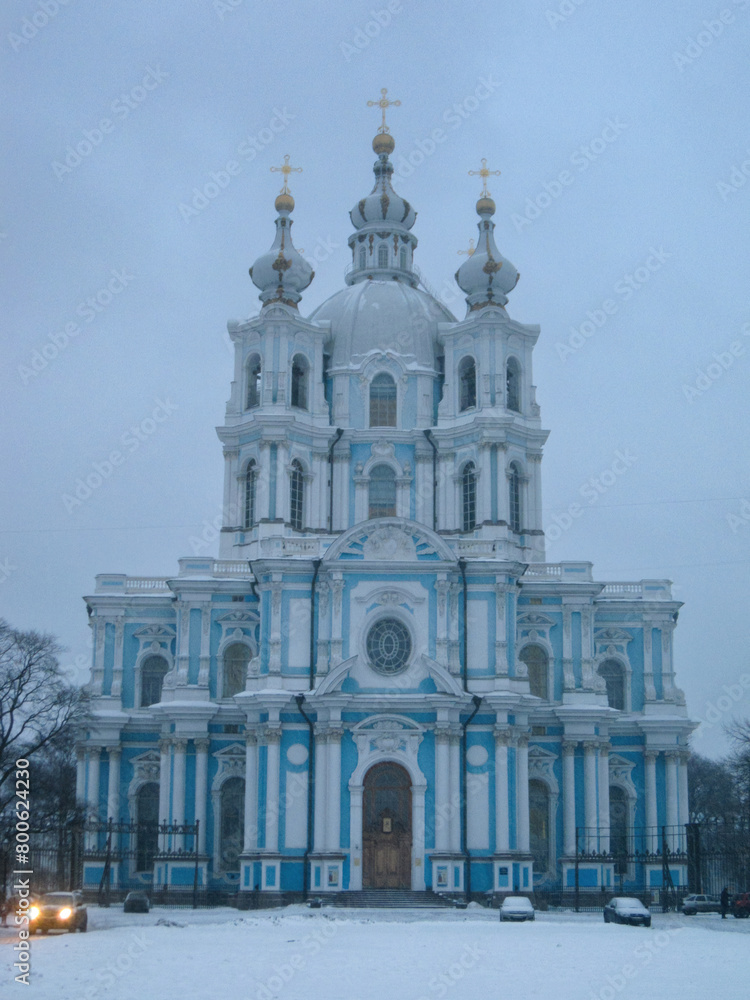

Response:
(499, 896), (535, 922)
(29, 891), (87, 933)
(680, 894), (721, 915)
(732, 892), (750, 918)
(603, 897), (651, 927)
(123, 891), (151, 914)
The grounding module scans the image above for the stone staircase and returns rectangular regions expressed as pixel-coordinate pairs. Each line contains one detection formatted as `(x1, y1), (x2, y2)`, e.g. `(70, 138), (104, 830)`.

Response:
(328, 889), (460, 908)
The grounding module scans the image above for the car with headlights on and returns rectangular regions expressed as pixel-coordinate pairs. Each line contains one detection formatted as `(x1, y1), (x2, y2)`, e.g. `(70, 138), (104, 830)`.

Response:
(603, 896), (651, 927)
(499, 896), (535, 922)
(30, 892), (87, 933)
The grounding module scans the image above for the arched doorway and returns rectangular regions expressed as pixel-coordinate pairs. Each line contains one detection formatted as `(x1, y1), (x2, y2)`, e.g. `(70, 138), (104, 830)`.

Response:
(363, 762), (412, 888)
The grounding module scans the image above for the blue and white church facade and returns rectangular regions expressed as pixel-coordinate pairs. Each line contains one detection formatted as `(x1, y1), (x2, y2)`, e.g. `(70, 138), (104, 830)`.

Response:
(79, 124), (695, 900)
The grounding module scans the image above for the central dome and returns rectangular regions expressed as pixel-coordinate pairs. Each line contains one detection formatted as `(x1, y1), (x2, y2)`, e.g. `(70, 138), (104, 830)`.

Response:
(310, 279), (456, 367)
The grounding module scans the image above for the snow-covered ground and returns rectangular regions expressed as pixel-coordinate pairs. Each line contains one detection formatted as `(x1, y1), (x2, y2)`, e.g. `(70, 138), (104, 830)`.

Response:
(2, 903), (748, 999)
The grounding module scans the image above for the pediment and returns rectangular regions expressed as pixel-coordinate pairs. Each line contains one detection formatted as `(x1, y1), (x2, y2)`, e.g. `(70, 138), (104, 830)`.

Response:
(213, 742), (245, 759)
(517, 612), (556, 627)
(595, 628), (633, 645)
(131, 748), (162, 765)
(134, 624), (176, 639)
(216, 610), (260, 625)
(324, 517), (455, 564)
(314, 653), (463, 697)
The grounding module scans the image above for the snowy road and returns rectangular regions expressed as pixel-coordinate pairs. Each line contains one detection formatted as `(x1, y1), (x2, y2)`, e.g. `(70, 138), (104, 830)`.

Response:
(2, 904), (747, 999)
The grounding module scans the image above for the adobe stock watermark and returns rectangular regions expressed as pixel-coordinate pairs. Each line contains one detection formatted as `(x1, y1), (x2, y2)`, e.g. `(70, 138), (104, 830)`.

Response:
(716, 147), (750, 200)
(555, 248), (670, 361)
(727, 497), (750, 534)
(545, 449), (637, 546)
(698, 674), (750, 732)
(340, 1), (404, 61)
(392, 76), (501, 180)
(673, 1), (749, 72)
(213, 0), (245, 19)
(8, 0), (72, 53)
(0, 557), (17, 584)
(52, 66), (169, 181)
(588, 927), (683, 1000)
(682, 322), (750, 401)
(178, 108), (295, 222)
(17, 269), (135, 384)
(62, 397), (178, 513)
(414, 943), (486, 1000)
(546, 0), (594, 30)
(80, 932), (149, 1000)
(511, 118), (628, 233)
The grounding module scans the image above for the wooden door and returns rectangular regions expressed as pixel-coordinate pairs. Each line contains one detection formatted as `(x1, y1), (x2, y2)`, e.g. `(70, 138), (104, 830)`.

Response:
(362, 763), (412, 889)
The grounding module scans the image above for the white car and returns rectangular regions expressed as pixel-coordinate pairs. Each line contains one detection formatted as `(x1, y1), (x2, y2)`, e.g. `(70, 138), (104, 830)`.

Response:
(499, 895), (535, 921)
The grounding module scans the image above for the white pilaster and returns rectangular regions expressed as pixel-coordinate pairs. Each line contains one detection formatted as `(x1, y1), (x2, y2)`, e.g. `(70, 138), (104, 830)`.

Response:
(106, 746), (120, 823)
(435, 728), (451, 852)
(448, 733), (461, 851)
(158, 738), (171, 851)
(562, 741), (577, 856)
(172, 739), (187, 849)
(195, 739), (209, 855)
(598, 742), (610, 853)
(242, 734), (258, 853)
(583, 741), (598, 851)
(494, 729), (510, 852)
(86, 748), (101, 849)
(516, 735), (530, 853)
(264, 727), (282, 853)
(326, 728), (343, 850)
(645, 750), (658, 852)
(665, 750), (679, 850)
(313, 730), (328, 852)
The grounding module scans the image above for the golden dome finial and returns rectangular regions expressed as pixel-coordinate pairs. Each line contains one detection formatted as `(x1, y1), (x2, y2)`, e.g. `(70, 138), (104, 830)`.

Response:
(271, 154), (302, 211)
(458, 239), (476, 257)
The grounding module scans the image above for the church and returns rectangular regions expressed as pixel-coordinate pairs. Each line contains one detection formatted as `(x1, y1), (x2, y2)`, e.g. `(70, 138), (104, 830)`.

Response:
(79, 95), (695, 901)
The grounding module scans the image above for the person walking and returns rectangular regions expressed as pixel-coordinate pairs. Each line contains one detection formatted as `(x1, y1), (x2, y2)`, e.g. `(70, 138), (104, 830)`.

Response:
(720, 886), (730, 919)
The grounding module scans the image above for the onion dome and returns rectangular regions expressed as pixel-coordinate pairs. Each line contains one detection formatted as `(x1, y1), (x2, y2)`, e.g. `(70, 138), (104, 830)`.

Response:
(455, 160), (520, 312)
(349, 141), (417, 231)
(249, 156), (313, 308)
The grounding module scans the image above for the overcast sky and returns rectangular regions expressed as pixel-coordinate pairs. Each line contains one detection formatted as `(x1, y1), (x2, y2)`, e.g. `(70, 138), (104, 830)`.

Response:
(2, 0), (749, 758)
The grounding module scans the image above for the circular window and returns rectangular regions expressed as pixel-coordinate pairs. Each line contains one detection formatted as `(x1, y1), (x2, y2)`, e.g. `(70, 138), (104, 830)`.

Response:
(366, 618), (412, 675)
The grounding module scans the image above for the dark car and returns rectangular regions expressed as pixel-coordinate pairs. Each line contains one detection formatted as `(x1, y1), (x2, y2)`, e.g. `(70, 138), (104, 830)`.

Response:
(499, 896), (535, 922)
(732, 892), (750, 918)
(123, 891), (151, 914)
(681, 894), (721, 915)
(30, 891), (87, 933)
(603, 897), (651, 927)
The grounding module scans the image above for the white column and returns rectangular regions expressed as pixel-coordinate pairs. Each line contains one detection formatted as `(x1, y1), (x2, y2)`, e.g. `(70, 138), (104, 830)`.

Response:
(494, 730), (510, 853)
(562, 741), (577, 856)
(598, 743), (610, 853)
(583, 741), (598, 852)
(449, 734), (461, 851)
(158, 738), (171, 852)
(195, 739), (209, 855)
(516, 735), (530, 853)
(435, 729), (451, 852)
(106, 746), (121, 823)
(313, 730), (328, 852)
(76, 749), (86, 805)
(665, 751), (679, 851)
(86, 748), (101, 849)
(172, 739), (187, 850)
(412, 786), (426, 890)
(645, 751), (658, 852)
(326, 729), (343, 850)
(349, 786), (363, 890)
(678, 751), (689, 852)
(264, 727), (281, 853)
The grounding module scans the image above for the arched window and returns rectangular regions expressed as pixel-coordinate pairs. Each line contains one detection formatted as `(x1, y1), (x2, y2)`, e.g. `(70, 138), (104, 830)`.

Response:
(246, 354), (261, 409)
(244, 461), (256, 529)
(359, 247), (366, 268)
(520, 644), (548, 700)
(598, 659), (625, 710)
(369, 464), (396, 519)
(219, 776), (245, 872)
(529, 779), (551, 874)
(506, 357), (521, 412)
(290, 459), (304, 529)
(508, 463), (522, 533)
(610, 786), (629, 873)
(222, 643), (250, 698)
(378, 244), (389, 268)
(369, 373), (397, 427)
(291, 354), (309, 410)
(461, 462), (477, 531)
(458, 356), (476, 411)
(140, 655), (168, 708)
(399, 247), (407, 270)
(135, 783), (159, 872)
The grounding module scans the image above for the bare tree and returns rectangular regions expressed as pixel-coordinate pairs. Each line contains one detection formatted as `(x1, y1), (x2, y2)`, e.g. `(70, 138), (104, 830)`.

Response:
(688, 751), (743, 825)
(0, 619), (88, 816)
(725, 718), (750, 828)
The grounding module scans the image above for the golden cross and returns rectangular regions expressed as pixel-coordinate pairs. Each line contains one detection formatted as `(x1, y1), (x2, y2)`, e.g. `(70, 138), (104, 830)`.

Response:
(367, 88), (401, 134)
(458, 239), (476, 257)
(468, 158), (501, 198)
(270, 154), (302, 194)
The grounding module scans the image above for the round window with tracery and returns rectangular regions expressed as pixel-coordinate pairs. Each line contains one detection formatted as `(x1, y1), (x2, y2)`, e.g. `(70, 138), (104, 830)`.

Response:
(366, 618), (412, 675)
